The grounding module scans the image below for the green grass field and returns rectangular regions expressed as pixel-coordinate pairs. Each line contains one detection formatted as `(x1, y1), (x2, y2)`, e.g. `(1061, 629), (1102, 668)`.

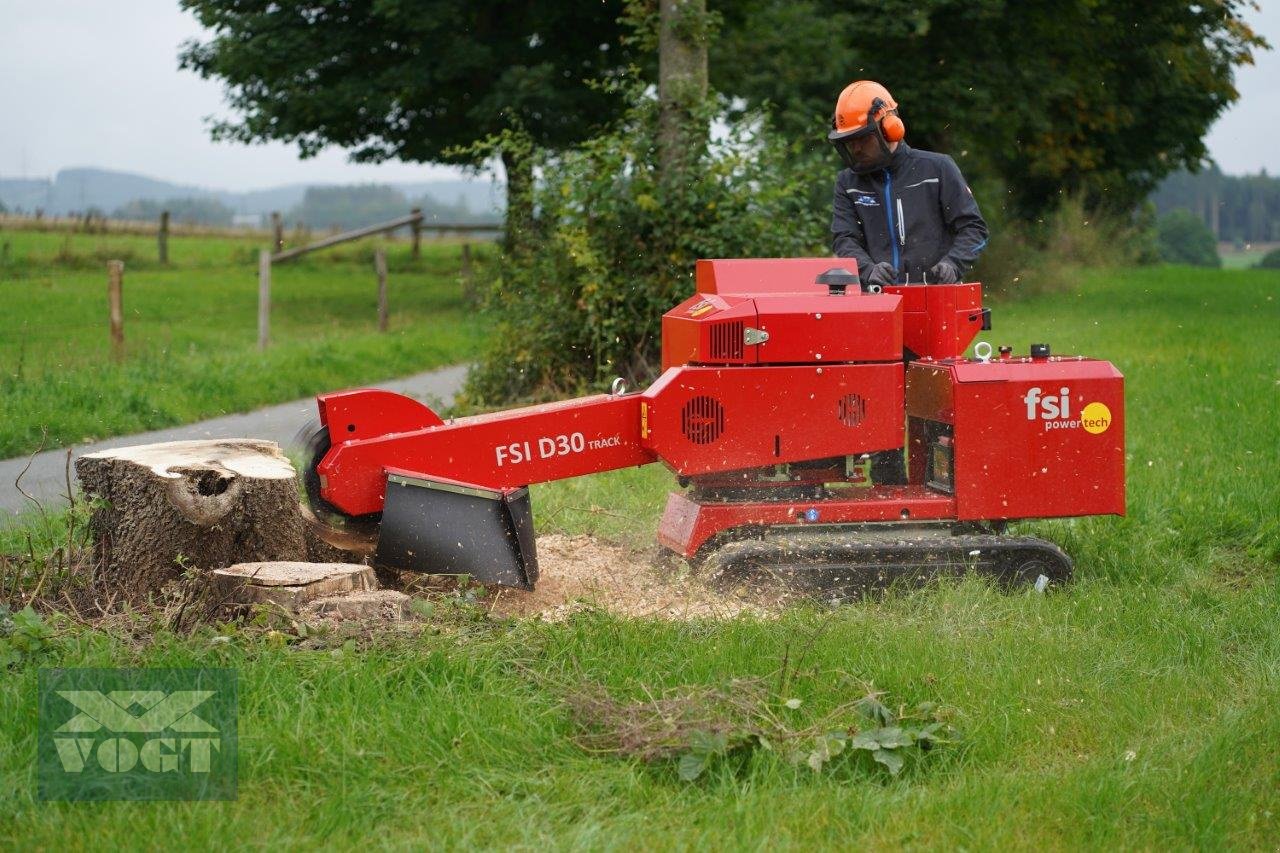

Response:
(2, 263), (1279, 848)
(0, 227), (489, 458)
(1219, 242), (1279, 270)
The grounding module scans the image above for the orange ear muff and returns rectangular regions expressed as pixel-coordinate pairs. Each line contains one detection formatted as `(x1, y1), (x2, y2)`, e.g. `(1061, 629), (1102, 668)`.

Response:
(880, 112), (905, 142)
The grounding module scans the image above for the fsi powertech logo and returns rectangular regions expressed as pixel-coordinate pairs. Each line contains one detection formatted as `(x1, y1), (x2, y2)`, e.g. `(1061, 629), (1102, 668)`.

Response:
(38, 668), (237, 801)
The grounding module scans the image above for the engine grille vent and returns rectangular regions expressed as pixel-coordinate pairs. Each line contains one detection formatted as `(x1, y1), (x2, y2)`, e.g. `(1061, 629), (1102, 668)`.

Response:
(708, 320), (744, 361)
(837, 393), (866, 427)
(681, 395), (725, 444)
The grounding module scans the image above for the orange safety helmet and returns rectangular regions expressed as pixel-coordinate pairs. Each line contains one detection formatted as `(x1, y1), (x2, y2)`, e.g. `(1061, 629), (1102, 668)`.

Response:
(828, 80), (905, 173)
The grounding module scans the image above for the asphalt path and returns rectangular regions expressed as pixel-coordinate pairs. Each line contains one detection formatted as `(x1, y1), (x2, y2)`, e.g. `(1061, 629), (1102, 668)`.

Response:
(0, 364), (468, 518)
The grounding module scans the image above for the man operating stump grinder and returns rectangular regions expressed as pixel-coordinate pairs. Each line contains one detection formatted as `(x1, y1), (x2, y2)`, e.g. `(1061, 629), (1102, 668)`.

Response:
(828, 79), (989, 484)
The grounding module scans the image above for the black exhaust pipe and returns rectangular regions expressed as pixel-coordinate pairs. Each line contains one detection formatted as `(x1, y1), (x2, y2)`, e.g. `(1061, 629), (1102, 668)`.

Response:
(375, 472), (539, 589)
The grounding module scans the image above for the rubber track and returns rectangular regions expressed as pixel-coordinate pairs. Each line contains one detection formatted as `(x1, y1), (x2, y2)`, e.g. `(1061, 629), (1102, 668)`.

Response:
(702, 534), (1073, 601)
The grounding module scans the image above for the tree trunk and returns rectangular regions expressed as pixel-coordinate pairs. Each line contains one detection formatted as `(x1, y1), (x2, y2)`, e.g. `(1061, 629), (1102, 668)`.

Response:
(658, 0), (710, 185)
(76, 440), (309, 604)
(502, 147), (535, 254)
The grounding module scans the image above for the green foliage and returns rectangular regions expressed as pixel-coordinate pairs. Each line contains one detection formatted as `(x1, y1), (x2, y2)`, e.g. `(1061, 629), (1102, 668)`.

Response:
(178, 0), (635, 166)
(1157, 210), (1221, 267)
(1152, 165), (1280, 243)
(1256, 247), (1280, 269)
(463, 86), (827, 404)
(286, 184), (489, 231)
(288, 184), (397, 230)
(713, 0), (1265, 220)
(178, 0), (1263, 235)
(973, 195), (1159, 296)
(570, 677), (956, 783)
(0, 605), (57, 668)
(112, 196), (234, 227)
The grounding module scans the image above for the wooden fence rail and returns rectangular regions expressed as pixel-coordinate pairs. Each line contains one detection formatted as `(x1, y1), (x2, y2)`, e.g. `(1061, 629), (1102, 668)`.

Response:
(256, 211), (498, 349)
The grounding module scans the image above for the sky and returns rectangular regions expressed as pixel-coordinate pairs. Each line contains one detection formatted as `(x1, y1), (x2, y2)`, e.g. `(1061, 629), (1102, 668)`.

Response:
(1, 0), (1277, 190)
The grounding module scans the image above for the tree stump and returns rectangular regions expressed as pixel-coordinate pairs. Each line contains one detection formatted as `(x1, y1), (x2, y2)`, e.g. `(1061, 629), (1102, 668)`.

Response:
(211, 562), (376, 608)
(76, 439), (308, 603)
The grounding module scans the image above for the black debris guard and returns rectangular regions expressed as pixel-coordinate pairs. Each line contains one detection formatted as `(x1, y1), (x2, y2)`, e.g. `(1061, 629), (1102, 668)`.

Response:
(375, 471), (539, 589)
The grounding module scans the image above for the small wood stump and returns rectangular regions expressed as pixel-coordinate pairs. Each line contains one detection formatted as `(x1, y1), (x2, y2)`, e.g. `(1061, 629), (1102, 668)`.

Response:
(212, 562), (376, 608)
(306, 590), (412, 621)
(76, 439), (308, 603)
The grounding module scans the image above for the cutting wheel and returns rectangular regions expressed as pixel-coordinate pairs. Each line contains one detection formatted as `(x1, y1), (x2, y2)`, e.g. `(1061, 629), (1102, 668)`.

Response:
(297, 424), (381, 553)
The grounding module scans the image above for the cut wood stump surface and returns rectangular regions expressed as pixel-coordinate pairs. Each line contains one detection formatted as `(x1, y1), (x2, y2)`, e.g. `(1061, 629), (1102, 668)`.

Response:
(212, 562), (376, 608)
(76, 439), (308, 602)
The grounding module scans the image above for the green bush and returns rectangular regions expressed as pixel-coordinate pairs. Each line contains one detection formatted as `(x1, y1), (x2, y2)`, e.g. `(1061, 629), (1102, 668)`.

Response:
(971, 195), (1159, 297)
(1156, 209), (1220, 267)
(462, 86), (828, 406)
(1256, 247), (1280, 269)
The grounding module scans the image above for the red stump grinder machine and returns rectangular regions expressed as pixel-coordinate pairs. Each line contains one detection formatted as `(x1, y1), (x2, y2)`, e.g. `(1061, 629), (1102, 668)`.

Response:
(302, 258), (1124, 596)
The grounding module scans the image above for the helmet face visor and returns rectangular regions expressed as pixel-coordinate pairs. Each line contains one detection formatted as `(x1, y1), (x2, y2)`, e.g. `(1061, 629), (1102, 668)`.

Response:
(831, 124), (892, 173)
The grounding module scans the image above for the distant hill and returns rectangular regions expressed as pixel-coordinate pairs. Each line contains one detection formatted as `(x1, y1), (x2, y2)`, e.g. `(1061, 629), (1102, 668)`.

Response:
(0, 167), (503, 222)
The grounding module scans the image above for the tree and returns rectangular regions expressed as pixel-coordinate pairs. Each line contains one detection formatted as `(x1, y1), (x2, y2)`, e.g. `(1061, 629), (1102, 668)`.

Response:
(287, 185), (411, 231)
(712, 0), (1265, 220)
(1152, 166), (1280, 244)
(286, 185), (479, 230)
(1257, 247), (1280, 270)
(113, 197), (234, 227)
(657, 0), (710, 184)
(178, 0), (635, 248)
(1157, 210), (1220, 267)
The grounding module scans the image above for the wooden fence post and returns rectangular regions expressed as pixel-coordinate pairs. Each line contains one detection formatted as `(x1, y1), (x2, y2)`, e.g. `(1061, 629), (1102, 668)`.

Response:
(271, 211), (284, 252)
(258, 249), (271, 350)
(375, 248), (389, 332)
(107, 260), (125, 361)
(460, 242), (474, 303)
(158, 210), (170, 264)
(410, 207), (422, 260)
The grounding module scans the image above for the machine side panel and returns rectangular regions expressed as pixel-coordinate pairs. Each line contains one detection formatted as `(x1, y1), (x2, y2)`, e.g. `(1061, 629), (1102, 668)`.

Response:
(950, 360), (1125, 520)
(661, 294), (758, 370)
(906, 363), (955, 422)
(885, 284), (984, 359)
(658, 486), (956, 558)
(643, 363), (904, 475)
(753, 294), (902, 363)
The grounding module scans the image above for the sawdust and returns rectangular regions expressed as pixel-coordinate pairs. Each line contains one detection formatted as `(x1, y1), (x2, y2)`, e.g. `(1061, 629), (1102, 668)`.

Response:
(484, 534), (785, 622)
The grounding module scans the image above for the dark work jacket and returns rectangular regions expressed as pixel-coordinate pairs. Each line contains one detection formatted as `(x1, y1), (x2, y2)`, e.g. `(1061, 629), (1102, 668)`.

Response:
(830, 143), (988, 284)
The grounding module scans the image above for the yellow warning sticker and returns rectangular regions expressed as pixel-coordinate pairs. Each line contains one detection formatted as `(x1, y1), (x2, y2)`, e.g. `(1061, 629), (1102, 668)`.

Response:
(689, 300), (714, 317)
(1081, 401), (1112, 434)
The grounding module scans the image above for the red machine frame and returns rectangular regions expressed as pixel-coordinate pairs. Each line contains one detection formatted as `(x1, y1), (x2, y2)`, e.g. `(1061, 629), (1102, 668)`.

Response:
(311, 258), (1125, 584)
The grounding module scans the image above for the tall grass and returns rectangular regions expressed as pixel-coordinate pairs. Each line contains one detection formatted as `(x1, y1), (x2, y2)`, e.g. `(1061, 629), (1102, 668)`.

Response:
(973, 195), (1159, 297)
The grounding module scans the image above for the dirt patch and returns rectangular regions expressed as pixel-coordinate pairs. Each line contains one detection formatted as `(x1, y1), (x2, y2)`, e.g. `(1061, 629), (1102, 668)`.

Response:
(481, 534), (785, 621)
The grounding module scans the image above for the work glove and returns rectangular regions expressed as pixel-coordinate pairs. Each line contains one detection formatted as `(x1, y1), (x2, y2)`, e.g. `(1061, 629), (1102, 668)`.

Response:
(929, 259), (961, 284)
(865, 261), (897, 287)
